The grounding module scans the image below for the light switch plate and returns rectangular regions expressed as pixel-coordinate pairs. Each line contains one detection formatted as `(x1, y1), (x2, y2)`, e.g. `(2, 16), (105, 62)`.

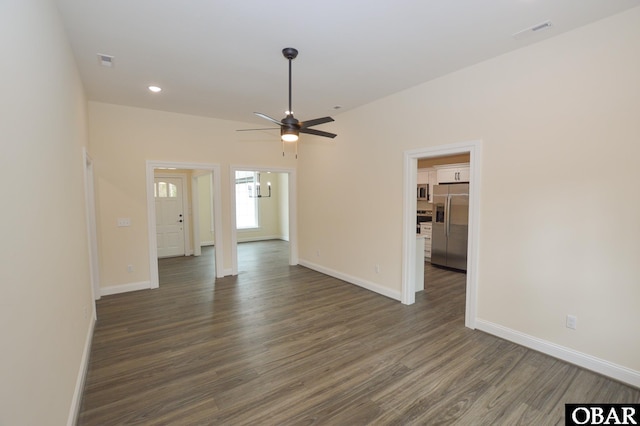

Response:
(566, 314), (577, 330)
(117, 218), (131, 227)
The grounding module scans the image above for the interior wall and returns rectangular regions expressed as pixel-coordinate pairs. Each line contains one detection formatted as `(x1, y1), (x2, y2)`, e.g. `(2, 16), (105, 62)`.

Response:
(197, 174), (215, 245)
(279, 173), (290, 241)
(297, 7), (640, 374)
(0, 1), (94, 424)
(88, 101), (298, 287)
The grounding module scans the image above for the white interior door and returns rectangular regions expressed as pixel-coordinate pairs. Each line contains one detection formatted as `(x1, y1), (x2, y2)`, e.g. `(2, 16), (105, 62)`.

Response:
(155, 177), (185, 258)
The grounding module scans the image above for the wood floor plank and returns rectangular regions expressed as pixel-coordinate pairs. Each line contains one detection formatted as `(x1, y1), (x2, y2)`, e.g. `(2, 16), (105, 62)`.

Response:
(77, 240), (640, 425)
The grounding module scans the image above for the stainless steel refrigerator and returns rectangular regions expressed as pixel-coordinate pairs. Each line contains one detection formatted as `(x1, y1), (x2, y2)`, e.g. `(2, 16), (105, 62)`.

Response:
(431, 183), (469, 271)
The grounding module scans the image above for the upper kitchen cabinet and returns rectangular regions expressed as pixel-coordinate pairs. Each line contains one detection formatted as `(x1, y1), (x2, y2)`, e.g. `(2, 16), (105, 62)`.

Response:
(428, 170), (437, 194)
(418, 168), (437, 201)
(417, 169), (428, 184)
(436, 163), (470, 183)
(417, 168), (428, 200)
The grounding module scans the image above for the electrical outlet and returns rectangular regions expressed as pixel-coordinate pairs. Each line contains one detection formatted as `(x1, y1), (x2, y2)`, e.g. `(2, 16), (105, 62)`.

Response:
(83, 306), (88, 320)
(127, 264), (134, 273)
(566, 314), (577, 330)
(316, 250), (320, 257)
(117, 217), (131, 227)
(375, 264), (380, 274)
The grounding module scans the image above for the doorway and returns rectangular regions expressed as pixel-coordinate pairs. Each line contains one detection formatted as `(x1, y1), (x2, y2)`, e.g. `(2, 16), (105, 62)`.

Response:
(145, 161), (224, 289)
(402, 140), (482, 330)
(229, 165), (298, 275)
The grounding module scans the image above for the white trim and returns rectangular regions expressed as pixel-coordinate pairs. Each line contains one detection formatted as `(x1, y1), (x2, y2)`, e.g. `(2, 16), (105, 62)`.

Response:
(401, 140), (482, 331)
(237, 235), (286, 243)
(212, 168), (224, 278)
(230, 165), (298, 275)
(82, 148), (100, 307)
(200, 240), (215, 246)
(299, 259), (401, 301)
(146, 161), (225, 291)
(476, 319), (640, 388)
(100, 280), (152, 296)
(66, 316), (95, 426)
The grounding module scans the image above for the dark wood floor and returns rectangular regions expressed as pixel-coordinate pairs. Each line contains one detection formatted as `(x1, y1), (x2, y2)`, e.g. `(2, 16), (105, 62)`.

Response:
(78, 240), (639, 425)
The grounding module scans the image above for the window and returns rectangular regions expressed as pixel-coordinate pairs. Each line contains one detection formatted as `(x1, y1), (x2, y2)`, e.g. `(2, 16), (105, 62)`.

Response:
(235, 171), (259, 229)
(154, 181), (178, 198)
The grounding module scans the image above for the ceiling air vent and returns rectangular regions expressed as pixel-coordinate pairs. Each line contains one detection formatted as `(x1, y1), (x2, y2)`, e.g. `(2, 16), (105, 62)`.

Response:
(512, 20), (553, 40)
(97, 54), (114, 67)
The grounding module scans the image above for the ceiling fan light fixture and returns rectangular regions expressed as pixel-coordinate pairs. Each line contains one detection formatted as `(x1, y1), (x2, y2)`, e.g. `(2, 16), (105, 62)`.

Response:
(281, 128), (299, 142)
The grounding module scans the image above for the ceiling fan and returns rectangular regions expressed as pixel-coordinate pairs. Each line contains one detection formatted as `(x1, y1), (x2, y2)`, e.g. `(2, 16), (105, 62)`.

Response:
(238, 47), (337, 157)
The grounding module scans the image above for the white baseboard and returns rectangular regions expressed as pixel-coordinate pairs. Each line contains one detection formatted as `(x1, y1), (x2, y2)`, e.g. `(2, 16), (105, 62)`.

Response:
(475, 319), (640, 389)
(100, 280), (152, 296)
(237, 235), (283, 243)
(221, 268), (233, 277)
(298, 259), (401, 301)
(67, 316), (95, 426)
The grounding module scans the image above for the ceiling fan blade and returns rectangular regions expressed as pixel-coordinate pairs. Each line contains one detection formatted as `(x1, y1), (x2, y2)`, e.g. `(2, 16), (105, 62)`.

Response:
(254, 112), (283, 126)
(299, 128), (337, 139)
(236, 127), (279, 132)
(300, 116), (334, 128)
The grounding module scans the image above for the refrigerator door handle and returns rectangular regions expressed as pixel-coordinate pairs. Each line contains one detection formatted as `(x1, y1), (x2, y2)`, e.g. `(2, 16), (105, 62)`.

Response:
(446, 194), (451, 237)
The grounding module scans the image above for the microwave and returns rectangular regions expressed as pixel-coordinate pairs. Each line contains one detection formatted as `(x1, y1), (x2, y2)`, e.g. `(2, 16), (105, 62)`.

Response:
(417, 184), (428, 200)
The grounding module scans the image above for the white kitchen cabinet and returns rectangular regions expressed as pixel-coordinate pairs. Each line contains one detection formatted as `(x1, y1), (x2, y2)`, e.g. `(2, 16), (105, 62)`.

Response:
(417, 168), (430, 200)
(420, 222), (433, 260)
(417, 169), (428, 184)
(436, 163), (470, 183)
(427, 170), (437, 202)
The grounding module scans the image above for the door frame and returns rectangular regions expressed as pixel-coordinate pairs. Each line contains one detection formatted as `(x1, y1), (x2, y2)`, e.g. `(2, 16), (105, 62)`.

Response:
(229, 165), (298, 275)
(154, 173), (190, 257)
(146, 161), (224, 288)
(401, 140), (482, 330)
(82, 148), (100, 312)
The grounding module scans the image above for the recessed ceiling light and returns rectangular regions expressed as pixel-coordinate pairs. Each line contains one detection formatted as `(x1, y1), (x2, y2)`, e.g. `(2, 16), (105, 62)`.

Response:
(148, 85), (162, 93)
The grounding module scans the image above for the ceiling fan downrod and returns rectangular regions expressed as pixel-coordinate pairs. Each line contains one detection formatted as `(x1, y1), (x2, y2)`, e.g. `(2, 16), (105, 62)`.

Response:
(282, 47), (298, 117)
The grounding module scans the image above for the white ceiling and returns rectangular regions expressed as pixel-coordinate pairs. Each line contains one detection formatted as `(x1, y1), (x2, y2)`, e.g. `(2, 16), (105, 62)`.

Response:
(54, 0), (640, 126)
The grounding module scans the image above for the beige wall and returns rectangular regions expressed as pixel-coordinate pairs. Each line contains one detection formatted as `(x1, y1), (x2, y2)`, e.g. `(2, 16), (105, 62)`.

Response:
(0, 1), (94, 424)
(89, 102), (298, 287)
(278, 173), (290, 241)
(298, 8), (640, 373)
(197, 173), (215, 245)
